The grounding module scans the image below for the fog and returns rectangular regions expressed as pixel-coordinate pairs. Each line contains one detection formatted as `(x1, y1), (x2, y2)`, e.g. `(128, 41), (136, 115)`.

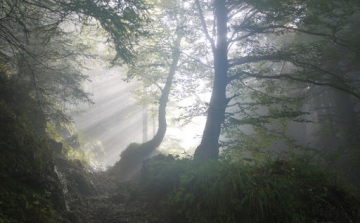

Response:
(72, 67), (206, 166)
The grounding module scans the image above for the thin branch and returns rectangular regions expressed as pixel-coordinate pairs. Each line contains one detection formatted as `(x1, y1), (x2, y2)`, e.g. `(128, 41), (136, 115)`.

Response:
(228, 54), (292, 68)
(226, 93), (240, 103)
(242, 72), (360, 99)
(228, 31), (257, 44)
(241, 25), (350, 47)
(288, 59), (344, 83)
(182, 51), (214, 69)
(142, 76), (164, 93)
(195, 0), (216, 52)
(228, 8), (258, 43)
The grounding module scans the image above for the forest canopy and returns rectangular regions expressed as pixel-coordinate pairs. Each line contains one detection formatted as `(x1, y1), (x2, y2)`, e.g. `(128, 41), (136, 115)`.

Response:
(1, 0), (360, 162)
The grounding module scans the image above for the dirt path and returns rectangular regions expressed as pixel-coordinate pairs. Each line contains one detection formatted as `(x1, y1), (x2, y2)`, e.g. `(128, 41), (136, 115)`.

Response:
(64, 170), (162, 223)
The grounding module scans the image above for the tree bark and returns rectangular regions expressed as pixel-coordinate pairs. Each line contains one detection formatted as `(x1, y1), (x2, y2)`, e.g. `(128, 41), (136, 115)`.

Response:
(194, 0), (228, 161)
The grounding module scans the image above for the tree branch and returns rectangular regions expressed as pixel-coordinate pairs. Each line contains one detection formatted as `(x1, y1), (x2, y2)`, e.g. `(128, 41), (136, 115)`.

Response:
(228, 54), (292, 68)
(240, 71), (360, 99)
(182, 51), (214, 69)
(239, 25), (350, 47)
(195, 0), (216, 52)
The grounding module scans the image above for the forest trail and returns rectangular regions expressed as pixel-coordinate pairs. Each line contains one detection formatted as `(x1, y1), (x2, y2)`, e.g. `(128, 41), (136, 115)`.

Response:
(81, 176), (160, 223)
(54, 159), (162, 223)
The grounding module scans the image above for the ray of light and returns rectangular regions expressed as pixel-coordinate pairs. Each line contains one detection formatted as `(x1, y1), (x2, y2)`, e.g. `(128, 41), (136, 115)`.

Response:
(74, 69), (207, 166)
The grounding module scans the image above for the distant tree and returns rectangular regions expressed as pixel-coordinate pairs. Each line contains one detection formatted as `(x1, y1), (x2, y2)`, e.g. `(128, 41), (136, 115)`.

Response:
(113, 0), (188, 178)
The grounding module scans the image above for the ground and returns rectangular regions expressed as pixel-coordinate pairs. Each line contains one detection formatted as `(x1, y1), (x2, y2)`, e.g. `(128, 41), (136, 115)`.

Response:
(53, 158), (164, 223)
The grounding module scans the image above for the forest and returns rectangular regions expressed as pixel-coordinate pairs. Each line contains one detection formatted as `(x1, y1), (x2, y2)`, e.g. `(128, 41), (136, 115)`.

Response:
(1, 0), (360, 222)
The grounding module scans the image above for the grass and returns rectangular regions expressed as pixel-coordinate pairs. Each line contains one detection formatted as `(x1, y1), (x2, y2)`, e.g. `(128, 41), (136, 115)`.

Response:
(142, 155), (360, 223)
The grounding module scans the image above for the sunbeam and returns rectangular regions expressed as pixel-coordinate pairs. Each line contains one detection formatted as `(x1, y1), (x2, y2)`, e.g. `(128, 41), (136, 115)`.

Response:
(74, 69), (206, 166)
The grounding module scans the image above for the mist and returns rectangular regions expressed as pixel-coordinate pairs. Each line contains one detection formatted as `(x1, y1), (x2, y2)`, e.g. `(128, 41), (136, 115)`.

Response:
(1, 0), (360, 222)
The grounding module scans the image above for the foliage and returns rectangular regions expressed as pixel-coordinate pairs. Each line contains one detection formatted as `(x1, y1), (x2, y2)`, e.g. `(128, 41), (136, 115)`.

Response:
(0, 102), (51, 177)
(143, 155), (360, 223)
(0, 101), (61, 223)
(0, 67), (100, 222)
(45, 121), (105, 167)
(0, 66), (103, 223)
(0, 179), (59, 223)
(0, 0), (90, 122)
(190, 0), (360, 160)
(0, 0), (149, 123)
(224, 71), (310, 154)
(62, 0), (150, 64)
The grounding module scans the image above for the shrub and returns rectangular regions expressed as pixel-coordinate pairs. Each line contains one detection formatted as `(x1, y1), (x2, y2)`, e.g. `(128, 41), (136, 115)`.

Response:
(143, 156), (360, 223)
(0, 101), (60, 223)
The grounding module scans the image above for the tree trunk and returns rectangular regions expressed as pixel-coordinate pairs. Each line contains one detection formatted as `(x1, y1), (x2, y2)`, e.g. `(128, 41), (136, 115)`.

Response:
(142, 83), (148, 142)
(113, 33), (183, 179)
(194, 0), (228, 161)
(139, 33), (182, 154)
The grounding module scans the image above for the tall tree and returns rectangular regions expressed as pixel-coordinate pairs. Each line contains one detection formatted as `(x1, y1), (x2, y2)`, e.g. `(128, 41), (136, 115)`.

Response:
(193, 0), (360, 161)
(193, 0), (228, 160)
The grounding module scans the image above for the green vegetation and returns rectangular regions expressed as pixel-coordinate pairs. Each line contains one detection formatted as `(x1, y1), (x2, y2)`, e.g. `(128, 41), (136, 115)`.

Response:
(143, 155), (360, 223)
(0, 179), (59, 223)
(0, 101), (49, 178)
(0, 101), (61, 223)
(46, 121), (105, 167)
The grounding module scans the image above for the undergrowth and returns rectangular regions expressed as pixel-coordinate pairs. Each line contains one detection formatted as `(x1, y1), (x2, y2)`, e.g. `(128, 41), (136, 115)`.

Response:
(143, 156), (360, 223)
(0, 101), (60, 223)
(0, 178), (58, 223)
